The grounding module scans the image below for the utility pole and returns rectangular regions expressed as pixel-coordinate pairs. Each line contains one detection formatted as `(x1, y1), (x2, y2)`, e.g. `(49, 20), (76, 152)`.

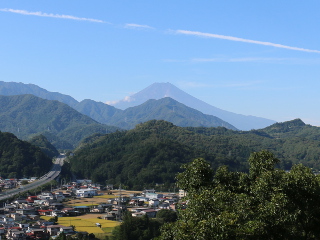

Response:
(118, 183), (122, 221)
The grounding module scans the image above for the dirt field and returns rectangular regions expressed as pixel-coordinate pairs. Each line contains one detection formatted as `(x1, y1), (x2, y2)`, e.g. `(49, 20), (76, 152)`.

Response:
(64, 190), (141, 207)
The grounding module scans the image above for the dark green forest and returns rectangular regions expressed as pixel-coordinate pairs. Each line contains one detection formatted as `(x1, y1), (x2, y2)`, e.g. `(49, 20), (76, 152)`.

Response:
(0, 131), (52, 178)
(69, 119), (320, 190)
(28, 134), (59, 158)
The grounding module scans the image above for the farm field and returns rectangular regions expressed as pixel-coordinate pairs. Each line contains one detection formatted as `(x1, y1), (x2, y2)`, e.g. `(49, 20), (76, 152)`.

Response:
(62, 190), (141, 207)
(41, 214), (120, 238)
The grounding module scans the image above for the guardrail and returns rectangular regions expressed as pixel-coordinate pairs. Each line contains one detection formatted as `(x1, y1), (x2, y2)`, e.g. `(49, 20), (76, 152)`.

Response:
(0, 155), (65, 201)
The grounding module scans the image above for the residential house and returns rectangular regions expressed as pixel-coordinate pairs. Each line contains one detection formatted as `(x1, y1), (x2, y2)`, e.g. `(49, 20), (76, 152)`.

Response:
(179, 189), (187, 198)
(46, 225), (65, 236)
(58, 226), (74, 235)
(76, 188), (97, 198)
(141, 209), (157, 218)
(149, 199), (160, 207)
(10, 213), (23, 221)
(6, 229), (26, 240)
(145, 193), (163, 199)
(131, 212), (145, 217)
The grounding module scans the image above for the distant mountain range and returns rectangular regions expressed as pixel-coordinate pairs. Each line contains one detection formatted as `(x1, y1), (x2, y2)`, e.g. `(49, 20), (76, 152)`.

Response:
(0, 81), (275, 131)
(0, 81), (237, 130)
(0, 81), (78, 107)
(0, 94), (118, 150)
(110, 82), (276, 130)
(103, 97), (237, 130)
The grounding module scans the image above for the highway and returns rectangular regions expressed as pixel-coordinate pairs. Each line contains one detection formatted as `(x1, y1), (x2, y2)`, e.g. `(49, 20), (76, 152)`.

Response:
(0, 154), (65, 201)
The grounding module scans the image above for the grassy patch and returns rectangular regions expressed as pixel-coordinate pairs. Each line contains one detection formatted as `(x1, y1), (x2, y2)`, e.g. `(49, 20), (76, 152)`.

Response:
(72, 203), (99, 207)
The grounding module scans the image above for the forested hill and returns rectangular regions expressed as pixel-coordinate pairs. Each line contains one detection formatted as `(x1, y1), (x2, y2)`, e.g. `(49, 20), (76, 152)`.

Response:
(263, 118), (317, 138)
(186, 118), (320, 168)
(0, 94), (119, 150)
(70, 120), (245, 189)
(70, 119), (320, 190)
(0, 131), (52, 178)
(104, 97), (237, 130)
(28, 135), (59, 159)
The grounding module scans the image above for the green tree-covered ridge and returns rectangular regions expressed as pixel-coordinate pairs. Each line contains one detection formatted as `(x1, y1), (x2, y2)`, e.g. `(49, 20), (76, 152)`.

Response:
(70, 119), (320, 189)
(0, 131), (52, 178)
(28, 134), (59, 158)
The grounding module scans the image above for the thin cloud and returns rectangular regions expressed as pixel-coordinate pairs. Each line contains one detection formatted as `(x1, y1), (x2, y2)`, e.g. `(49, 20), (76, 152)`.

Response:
(124, 23), (154, 29)
(175, 30), (320, 54)
(105, 100), (120, 105)
(0, 8), (105, 23)
(164, 57), (320, 65)
(192, 57), (290, 63)
(106, 96), (134, 105)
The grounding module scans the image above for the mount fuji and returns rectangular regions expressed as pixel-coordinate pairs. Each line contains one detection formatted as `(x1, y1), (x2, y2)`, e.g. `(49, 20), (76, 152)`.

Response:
(110, 82), (276, 130)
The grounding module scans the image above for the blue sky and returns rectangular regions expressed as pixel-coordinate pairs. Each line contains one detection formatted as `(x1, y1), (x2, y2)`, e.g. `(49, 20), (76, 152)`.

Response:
(1, 1), (320, 125)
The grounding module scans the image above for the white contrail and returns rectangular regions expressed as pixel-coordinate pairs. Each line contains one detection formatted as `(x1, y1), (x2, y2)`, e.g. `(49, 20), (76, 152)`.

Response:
(0, 8), (105, 23)
(176, 30), (320, 53)
(125, 23), (154, 29)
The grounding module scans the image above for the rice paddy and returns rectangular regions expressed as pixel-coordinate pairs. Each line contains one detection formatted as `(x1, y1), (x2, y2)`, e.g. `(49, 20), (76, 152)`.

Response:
(94, 194), (116, 199)
(41, 214), (120, 237)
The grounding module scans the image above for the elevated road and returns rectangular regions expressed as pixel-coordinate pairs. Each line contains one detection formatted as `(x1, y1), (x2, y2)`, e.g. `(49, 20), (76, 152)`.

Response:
(0, 154), (65, 201)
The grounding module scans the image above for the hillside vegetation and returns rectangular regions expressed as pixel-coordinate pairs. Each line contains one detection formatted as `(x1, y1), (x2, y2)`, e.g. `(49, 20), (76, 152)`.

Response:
(0, 131), (52, 178)
(28, 134), (59, 158)
(70, 119), (320, 190)
(0, 95), (119, 150)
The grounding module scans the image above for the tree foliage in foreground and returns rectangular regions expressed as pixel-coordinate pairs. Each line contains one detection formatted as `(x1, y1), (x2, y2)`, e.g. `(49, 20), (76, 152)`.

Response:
(110, 212), (162, 240)
(159, 150), (320, 240)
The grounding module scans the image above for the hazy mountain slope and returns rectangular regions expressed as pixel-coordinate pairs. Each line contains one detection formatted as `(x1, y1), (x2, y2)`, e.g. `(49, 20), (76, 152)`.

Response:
(74, 99), (121, 124)
(106, 97), (238, 130)
(0, 81), (78, 107)
(111, 82), (276, 130)
(0, 81), (237, 130)
(0, 81), (274, 130)
(0, 81), (121, 125)
(0, 94), (119, 150)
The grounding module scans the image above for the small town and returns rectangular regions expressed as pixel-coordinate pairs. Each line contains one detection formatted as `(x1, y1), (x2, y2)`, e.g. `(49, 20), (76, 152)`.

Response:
(0, 178), (182, 240)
